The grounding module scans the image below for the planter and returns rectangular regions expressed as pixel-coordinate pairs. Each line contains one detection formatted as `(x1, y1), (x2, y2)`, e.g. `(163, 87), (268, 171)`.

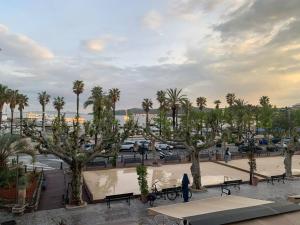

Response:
(252, 177), (259, 186)
(140, 195), (148, 203)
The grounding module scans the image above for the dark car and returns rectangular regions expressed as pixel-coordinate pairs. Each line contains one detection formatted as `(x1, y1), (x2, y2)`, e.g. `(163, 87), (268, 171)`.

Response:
(266, 145), (279, 152)
(271, 138), (281, 144)
(235, 141), (244, 146)
(238, 145), (263, 153)
(259, 139), (268, 145)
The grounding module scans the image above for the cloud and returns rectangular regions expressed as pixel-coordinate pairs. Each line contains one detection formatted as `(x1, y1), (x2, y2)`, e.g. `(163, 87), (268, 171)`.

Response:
(81, 35), (126, 52)
(143, 10), (163, 30)
(82, 39), (105, 52)
(0, 24), (54, 62)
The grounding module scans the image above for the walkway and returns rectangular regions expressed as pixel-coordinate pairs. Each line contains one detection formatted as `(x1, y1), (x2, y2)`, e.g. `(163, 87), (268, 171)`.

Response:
(38, 170), (65, 210)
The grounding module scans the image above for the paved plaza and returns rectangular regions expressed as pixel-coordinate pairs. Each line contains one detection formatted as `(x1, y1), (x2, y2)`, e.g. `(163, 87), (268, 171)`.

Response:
(224, 155), (300, 176)
(83, 162), (252, 200)
(1, 179), (300, 225)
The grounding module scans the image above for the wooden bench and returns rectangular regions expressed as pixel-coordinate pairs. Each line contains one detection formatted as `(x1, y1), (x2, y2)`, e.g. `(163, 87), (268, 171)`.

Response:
(288, 195), (300, 204)
(221, 179), (242, 195)
(1, 221), (17, 225)
(164, 155), (180, 163)
(267, 173), (286, 185)
(123, 157), (141, 166)
(86, 160), (107, 167)
(105, 193), (134, 208)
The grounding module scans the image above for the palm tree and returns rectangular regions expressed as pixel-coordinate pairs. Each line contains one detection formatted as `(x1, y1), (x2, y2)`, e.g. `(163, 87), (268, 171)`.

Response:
(0, 84), (8, 130)
(166, 88), (185, 130)
(214, 100), (221, 109)
(17, 94), (29, 135)
(53, 96), (65, 120)
(259, 96), (270, 107)
(226, 93), (236, 107)
(109, 88), (120, 121)
(84, 86), (104, 145)
(196, 97), (207, 111)
(38, 91), (50, 132)
(156, 90), (166, 135)
(7, 89), (19, 134)
(0, 134), (34, 169)
(72, 80), (84, 122)
(142, 98), (153, 128)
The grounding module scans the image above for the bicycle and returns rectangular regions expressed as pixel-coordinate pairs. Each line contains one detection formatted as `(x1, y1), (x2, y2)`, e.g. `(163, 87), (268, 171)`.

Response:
(166, 186), (192, 201)
(147, 181), (163, 206)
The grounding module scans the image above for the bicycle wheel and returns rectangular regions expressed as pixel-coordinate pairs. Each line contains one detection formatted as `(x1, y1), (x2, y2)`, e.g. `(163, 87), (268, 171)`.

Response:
(167, 191), (177, 200)
(188, 190), (192, 199)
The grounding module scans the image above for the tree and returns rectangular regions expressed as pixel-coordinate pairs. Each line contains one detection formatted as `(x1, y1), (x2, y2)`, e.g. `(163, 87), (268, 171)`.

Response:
(108, 88), (120, 122)
(226, 93), (236, 107)
(214, 100), (221, 109)
(38, 91), (50, 132)
(17, 94), (29, 135)
(196, 97), (207, 111)
(0, 134), (34, 170)
(166, 88), (185, 131)
(24, 107), (136, 206)
(53, 96), (65, 120)
(156, 90), (167, 135)
(84, 86), (105, 145)
(7, 89), (19, 134)
(0, 84), (8, 130)
(73, 80), (84, 122)
(259, 96), (270, 107)
(142, 98), (153, 128)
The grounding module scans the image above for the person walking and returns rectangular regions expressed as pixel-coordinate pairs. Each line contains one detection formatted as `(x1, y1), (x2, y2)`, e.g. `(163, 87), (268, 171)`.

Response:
(182, 173), (190, 202)
(224, 147), (231, 163)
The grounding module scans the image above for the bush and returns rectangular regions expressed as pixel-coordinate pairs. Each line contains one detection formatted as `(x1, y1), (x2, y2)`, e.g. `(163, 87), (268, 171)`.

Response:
(0, 168), (17, 188)
(136, 165), (149, 196)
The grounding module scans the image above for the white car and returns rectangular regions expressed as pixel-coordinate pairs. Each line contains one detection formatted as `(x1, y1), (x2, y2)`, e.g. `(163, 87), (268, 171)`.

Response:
(120, 141), (135, 151)
(155, 143), (174, 150)
(196, 140), (205, 147)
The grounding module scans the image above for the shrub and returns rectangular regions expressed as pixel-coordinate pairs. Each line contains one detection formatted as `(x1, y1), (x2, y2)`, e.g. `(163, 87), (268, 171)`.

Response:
(136, 165), (149, 196)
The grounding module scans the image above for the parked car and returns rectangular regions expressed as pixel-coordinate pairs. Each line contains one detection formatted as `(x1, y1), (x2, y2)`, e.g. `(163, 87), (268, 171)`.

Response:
(157, 149), (174, 159)
(120, 141), (135, 151)
(266, 145), (279, 152)
(138, 140), (150, 149)
(155, 142), (174, 150)
(238, 145), (263, 153)
(196, 140), (205, 147)
(84, 143), (94, 151)
(259, 139), (268, 145)
(235, 141), (244, 146)
(271, 138), (281, 144)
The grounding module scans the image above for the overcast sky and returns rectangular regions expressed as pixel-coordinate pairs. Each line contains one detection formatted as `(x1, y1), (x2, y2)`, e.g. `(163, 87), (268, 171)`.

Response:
(1, 0), (300, 112)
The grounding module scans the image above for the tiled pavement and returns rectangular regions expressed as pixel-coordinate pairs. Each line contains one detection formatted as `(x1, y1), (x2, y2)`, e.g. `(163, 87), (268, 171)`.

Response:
(1, 178), (300, 225)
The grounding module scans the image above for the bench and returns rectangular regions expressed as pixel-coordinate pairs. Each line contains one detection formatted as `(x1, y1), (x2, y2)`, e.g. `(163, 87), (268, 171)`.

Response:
(86, 160), (107, 167)
(1, 221), (16, 225)
(164, 155), (180, 163)
(123, 157), (142, 166)
(267, 173), (286, 185)
(105, 193), (134, 208)
(288, 195), (300, 204)
(221, 179), (242, 195)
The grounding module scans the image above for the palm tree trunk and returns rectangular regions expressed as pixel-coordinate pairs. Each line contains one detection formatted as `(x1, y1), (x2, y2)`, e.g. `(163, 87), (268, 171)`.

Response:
(42, 105), (45, 132)
(175, 108), (178, 129)
(57, 109), (61, 121)
(0, 104), (3, 131)
(20, 109), (23, 135)
(76, 94), (79, 121)
(159, 110), (162, 136)
(10, 108), (14, 134)
(146, 111), (149, 128)
(172, 107), (176, 131)
(112, 103), (116, 131)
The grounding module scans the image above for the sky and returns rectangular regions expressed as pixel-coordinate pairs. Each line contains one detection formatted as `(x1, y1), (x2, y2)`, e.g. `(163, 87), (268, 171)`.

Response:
(1, 0), (300, 112)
